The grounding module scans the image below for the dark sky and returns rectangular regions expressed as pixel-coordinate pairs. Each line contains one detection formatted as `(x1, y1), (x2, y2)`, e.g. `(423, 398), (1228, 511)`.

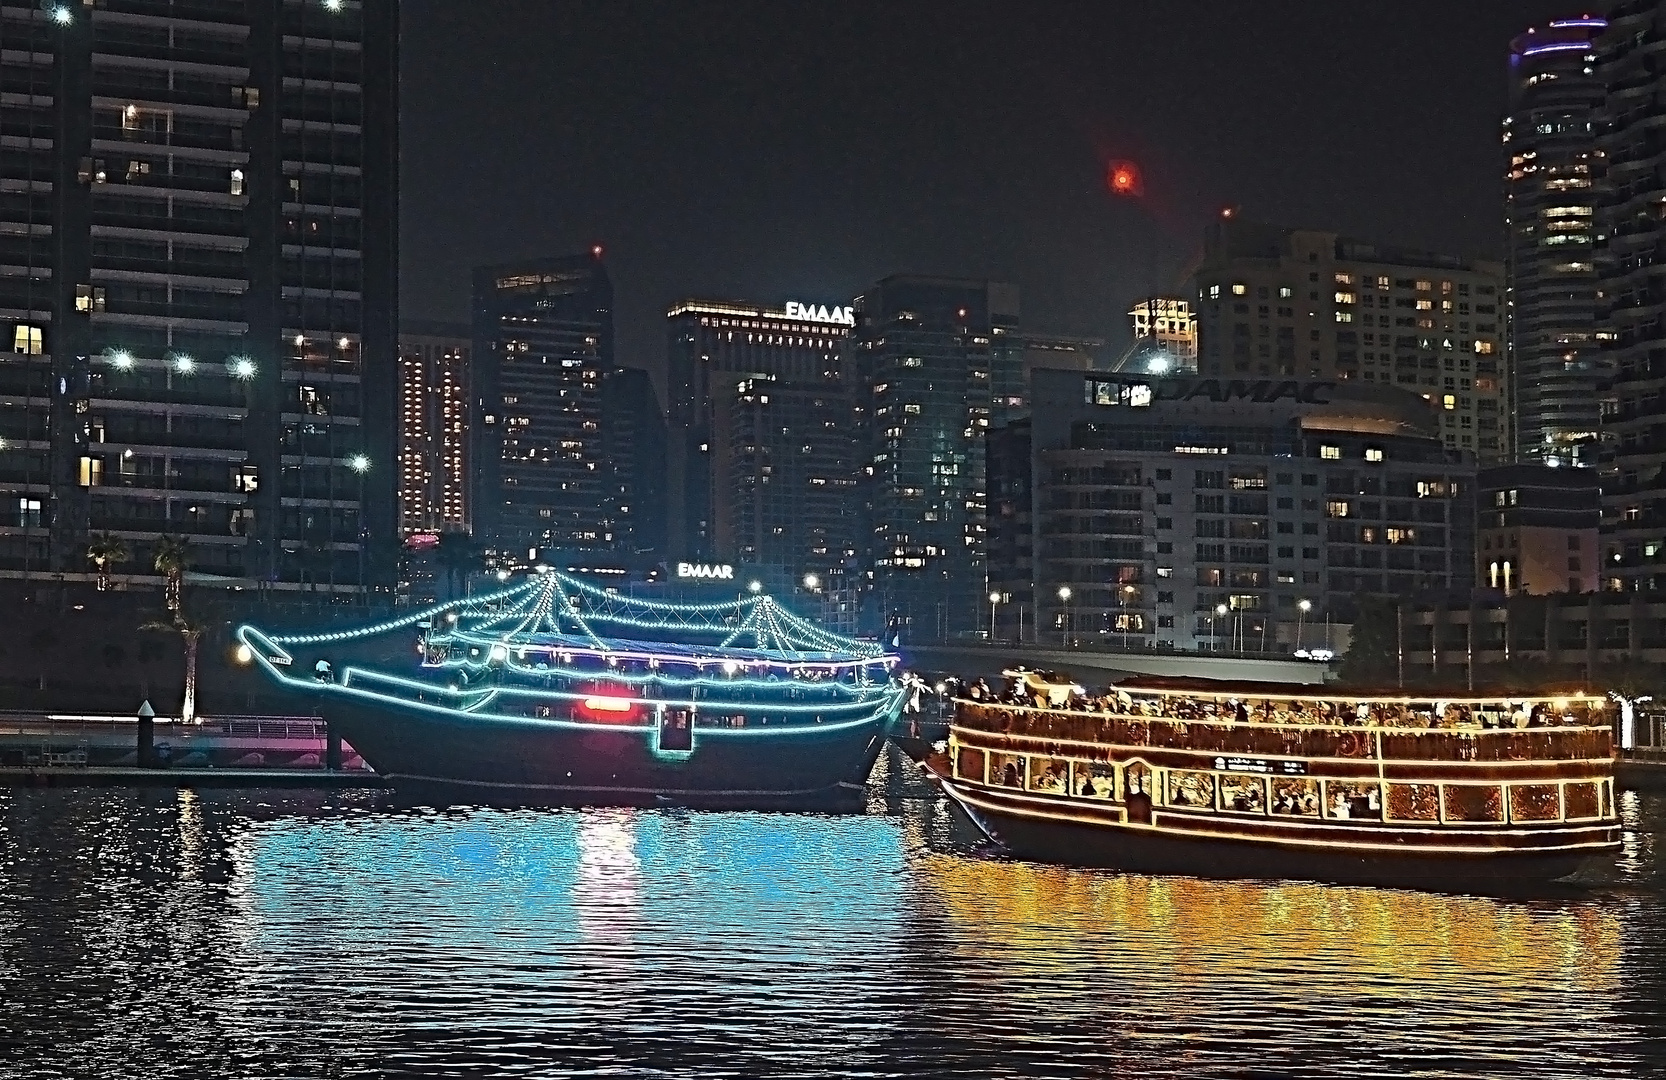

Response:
(400, 0), (1582, 392)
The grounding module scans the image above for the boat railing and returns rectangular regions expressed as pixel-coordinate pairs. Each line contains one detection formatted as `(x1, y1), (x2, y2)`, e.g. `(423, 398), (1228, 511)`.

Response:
(952, 701), (1613, 764)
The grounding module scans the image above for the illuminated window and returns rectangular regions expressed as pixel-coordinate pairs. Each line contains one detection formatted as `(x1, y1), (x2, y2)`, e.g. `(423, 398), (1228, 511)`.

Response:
(1320, 445), (1340, 459)
(1474, 340), (1495, 355)
(1442, 394), (1457, 410)
(1208, 284), (1221, 299)
(13, 325), (43, 354)
(1278, 286), (1293, 299)
(1231, 283), (1247, 296)
(1334, 291), (1355, 304)
(1364, 447), (1384, 462)
(1335, 311), (1353, 323)
(1415, 279), (1432, 291)
(1326, 500), (1350, 518)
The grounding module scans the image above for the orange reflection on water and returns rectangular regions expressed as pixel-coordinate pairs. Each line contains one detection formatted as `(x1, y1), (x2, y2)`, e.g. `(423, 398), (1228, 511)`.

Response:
(909, 853), (1624, 1001)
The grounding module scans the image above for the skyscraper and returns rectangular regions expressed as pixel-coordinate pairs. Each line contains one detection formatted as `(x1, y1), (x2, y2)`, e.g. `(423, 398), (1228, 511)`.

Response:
(1596, 4), (1666, 592)
(852, 275), (1021, 638)
(1505, 16), (1607, 467)
(1126, 297), (1198, 373)
(471, 252), (615, 561)
(1195, 219), (1507, 463)
(397, 322), (470, 536)
(600, 365), (667, 558)
(664, 298), (855, 586)
(0, 0), (398, 592)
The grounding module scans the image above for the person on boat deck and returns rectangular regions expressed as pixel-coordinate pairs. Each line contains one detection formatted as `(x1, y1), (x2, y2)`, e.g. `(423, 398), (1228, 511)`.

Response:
(1002, 761), (1021, 787)
(1080, 773), (1097, 796)
(1234, 699), (1249, 724)
(1513, 703), (1531, 729)
(314, 659), (333, 683)
(1332, 792), (1350, 818)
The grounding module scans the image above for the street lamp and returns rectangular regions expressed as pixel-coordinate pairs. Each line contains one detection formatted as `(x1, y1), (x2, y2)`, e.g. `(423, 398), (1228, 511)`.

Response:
(1057, 585), (1072, 647)
(1297, 598), (1312, 652)
(747, 580), (762, 594)
(349, 455), (369, 604)
(802, 573), (819, 590)
(1214, 602), (1228, 652)
(988, 590), (1001, 643)
(1119, 584), (1136, 651)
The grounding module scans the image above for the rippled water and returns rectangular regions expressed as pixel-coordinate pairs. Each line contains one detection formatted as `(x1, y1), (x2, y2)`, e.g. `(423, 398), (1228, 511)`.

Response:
(1, 750), (1663, 1078)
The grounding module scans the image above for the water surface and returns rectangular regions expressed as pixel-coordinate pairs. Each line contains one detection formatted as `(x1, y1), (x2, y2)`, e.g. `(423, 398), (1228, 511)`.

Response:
(1, 751), (1662, 1078)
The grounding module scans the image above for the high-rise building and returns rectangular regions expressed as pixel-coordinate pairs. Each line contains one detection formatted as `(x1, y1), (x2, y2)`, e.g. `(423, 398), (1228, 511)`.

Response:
(852, 275), (1021, 638)
(990, 331), (1099, 426)
(1505, 16), (1607, 467)
(1595, 3), (1666, 593)
(472, 252), (615, 560)
(397, 322), (470, 536)
(1128, 297), (1198, 371)
(1194, 219), (1507, 463)
(600, 365), (667, 558)
(0, 0), (398, 592)
(987, 369), (1475, 652)
(665, 298), (854, 574)
(1476, 463), (1598, 596)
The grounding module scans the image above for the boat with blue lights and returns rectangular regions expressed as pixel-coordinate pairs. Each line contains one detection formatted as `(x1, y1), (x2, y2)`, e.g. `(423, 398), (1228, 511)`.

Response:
(235, 570), (904, 808)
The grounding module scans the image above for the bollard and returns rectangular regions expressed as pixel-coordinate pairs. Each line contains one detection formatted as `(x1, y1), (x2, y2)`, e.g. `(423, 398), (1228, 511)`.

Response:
(136, 699), (155, 769)
(325, 717), (342, 772)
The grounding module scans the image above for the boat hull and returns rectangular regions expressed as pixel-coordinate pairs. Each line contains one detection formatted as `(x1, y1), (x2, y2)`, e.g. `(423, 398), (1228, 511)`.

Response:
(320, 691), (896, 810)
(936, 774), (1614, 887)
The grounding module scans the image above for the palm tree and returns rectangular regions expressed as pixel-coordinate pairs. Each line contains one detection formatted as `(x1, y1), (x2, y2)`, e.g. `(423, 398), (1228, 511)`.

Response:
(87, 532), (130, 591)
(153, 534), (189, 617)
(434, 530), (480, 598)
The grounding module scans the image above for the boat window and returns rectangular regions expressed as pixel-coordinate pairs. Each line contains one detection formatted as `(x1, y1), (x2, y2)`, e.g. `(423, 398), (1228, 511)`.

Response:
(955, 747), (985, 784)
(991, 754), (1025, 789)
(1272, 777), (1319, 816)
(1125, 761), (1153, 797)
(1167, 770), (1215, 809)
(659, 709), (693, 753)
(1509, 783), (1560, 822)
(1076, 762), (1114, 798)
(1563, 781), (1600, 820)
(1219, 774), (1267, 814)
(1323, 780), (1382, 820)
(1384, 783), (1439, 821)
(1443, 783), (1503, 822)
(1029, 758), (1070, 794)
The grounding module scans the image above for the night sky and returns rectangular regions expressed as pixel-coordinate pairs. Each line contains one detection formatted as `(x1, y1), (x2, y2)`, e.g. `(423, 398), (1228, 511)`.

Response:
(400, 0), (1584, 393)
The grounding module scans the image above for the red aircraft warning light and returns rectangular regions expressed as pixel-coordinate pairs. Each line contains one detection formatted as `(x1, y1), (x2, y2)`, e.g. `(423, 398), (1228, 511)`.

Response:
(1108, 161), (1142, 197)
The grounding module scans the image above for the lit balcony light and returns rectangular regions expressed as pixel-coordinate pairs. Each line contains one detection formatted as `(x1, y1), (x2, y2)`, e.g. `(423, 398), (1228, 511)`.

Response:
(48, 5), (72, 26)
(348, 454), (370, 473)
(294, 334), (306, 348)
(229, 356), (256, 379)
(172, 354), (195, 374)
(110, 350), (135, 370)
(323, 0), (343, 10)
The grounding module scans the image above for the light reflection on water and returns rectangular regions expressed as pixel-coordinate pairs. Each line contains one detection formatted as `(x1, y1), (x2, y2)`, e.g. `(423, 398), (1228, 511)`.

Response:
(0, 751), (1661, 1079)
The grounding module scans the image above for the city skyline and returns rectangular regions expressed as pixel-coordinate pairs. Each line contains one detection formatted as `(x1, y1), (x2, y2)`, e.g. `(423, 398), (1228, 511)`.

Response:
(399, 0), (1580, 392)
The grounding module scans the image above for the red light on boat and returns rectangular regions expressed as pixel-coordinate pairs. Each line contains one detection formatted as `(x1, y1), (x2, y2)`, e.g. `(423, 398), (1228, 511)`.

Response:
(582, 695), (633, 714)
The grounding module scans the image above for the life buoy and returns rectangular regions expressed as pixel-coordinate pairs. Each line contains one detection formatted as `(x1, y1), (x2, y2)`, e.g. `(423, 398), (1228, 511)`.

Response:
(1336, 732), (1363, 758)
(1126, 722), (1148, 747)
(1507, 733), (1529, 761)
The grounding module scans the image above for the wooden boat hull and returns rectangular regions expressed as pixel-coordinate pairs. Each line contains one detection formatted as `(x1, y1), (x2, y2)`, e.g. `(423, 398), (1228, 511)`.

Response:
(315, 691), (897, 810)
(934, 771), (1617, 887)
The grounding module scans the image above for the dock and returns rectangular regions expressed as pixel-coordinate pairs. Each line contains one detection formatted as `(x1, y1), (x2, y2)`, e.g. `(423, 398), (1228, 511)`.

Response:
(0, 711), (384, 788)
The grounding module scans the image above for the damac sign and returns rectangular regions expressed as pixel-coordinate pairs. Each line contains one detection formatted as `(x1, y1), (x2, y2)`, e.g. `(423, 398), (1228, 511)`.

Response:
(676, 562), (735, 580)
(785, 301), (855, 326)
(1160, 379), (1335, 405)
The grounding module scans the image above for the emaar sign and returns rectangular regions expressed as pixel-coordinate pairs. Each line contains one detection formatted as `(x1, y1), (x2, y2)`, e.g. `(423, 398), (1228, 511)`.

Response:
(785, 301), (855, 327)
(676, 562), (734, 581)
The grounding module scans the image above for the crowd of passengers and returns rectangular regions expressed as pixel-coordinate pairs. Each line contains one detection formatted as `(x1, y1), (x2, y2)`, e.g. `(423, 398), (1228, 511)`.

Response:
(958, 675), (1594, 730)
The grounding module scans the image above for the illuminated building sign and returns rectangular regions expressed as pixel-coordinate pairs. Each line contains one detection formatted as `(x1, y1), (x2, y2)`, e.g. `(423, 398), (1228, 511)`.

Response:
(1213, 756), (1308, 775)
(785, 301), (855, 327)
(1086, 377), (1336, 407)
(676, 562), (735, 581)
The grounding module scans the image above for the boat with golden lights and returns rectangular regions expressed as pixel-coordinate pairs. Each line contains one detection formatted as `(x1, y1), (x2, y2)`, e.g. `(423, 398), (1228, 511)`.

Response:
(235, 570), (903, 808)
(927, 676), (1620, 885)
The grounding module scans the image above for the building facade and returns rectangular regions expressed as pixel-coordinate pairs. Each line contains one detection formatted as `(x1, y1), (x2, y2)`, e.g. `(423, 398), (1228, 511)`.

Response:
(1128, 297), (1198, 371)
(1505, 17), (1607, 467)
(1476, 463), (1599, 596)
(0, 0), (398, 591)
(852, 275), (1021, 639)
(1595, 3), (1666, 594)
(1194, 219), (1507, 464)
(665, 299), (856, 602)
(987, 369), (1475, 654)
(600, 364), (666, 558)
(665, 299), (853, 563)
(471, 252), (615, 561)
(397, 321), (469, 536)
